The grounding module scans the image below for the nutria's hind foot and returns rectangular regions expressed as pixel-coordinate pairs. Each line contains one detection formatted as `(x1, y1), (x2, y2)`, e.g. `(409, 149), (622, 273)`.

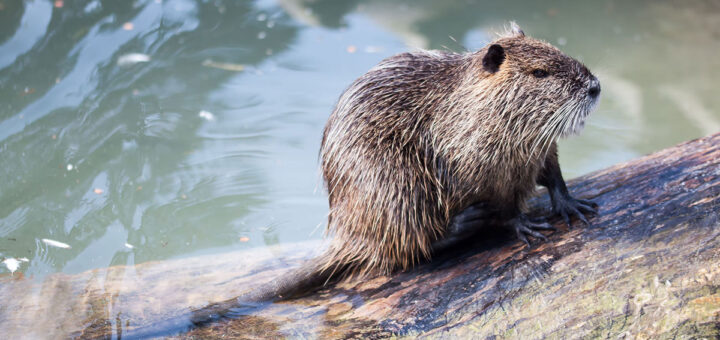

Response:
(552, 196), (598, 227)
(432, 202), (495, 252)
(511, 214), (556, 246)
(448, 202), (494, 234)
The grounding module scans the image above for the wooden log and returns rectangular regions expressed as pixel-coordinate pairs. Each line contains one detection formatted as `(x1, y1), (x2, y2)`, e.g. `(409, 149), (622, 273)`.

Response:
(2, 133), (719, 339)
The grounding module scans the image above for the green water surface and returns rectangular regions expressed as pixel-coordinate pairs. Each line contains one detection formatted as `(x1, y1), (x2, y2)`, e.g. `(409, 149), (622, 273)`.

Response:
(1, 0), (718, 280)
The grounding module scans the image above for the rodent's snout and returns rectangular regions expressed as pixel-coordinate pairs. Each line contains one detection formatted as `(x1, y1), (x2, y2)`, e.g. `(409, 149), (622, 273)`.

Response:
(587, 77), (601, 99)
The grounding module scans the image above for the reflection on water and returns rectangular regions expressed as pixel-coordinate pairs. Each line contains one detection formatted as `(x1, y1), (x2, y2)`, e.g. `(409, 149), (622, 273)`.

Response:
(0, 0), (719, 335)
(0, 0), (308, 277)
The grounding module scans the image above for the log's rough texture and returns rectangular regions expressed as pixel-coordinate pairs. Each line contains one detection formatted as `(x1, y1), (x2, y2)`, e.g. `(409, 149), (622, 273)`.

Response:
(2, 133), (720, 339)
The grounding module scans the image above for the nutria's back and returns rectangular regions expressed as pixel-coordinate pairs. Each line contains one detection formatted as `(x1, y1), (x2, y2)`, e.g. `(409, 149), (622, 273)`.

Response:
(320, 26), (599, 277)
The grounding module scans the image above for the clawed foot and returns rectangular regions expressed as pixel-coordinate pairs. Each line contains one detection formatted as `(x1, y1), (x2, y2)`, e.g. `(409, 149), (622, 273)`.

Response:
(552, 195), (598, 227)
(510, 214), (556, 246)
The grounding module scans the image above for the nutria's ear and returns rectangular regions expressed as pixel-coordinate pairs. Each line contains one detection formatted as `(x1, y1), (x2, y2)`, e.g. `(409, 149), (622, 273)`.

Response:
(482, 44), (505, 73)
(510, 22), (525, 37)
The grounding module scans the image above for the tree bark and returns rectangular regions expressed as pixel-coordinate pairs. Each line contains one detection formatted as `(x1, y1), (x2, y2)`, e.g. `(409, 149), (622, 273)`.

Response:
(2, 133), (719, 339)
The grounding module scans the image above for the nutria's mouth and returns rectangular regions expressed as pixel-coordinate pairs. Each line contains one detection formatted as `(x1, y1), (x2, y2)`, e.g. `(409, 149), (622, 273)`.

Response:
(560, 93), (598, 137)
(528, 97), (593, 160)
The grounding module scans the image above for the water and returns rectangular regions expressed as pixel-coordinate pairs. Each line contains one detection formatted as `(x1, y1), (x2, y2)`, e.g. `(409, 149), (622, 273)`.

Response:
(0, 0), (718, 303)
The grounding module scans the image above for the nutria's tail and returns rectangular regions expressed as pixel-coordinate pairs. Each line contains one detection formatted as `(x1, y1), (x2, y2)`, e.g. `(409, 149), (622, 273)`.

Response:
(114, 255), (340, 340)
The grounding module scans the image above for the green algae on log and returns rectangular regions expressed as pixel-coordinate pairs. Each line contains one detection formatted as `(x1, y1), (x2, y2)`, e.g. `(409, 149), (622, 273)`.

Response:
(3, 133), (720, 339)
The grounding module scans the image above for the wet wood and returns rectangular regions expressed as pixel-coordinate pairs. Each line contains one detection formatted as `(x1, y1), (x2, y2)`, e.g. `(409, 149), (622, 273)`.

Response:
(2, 133), (720, 339)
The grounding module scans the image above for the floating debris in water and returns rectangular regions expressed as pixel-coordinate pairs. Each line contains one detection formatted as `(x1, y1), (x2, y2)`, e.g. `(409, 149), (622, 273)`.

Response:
(557, 37), (567, 46)
(257, 31), (267, 40)
(201, 59), (245, 72)
(66, 164), (73, 171)
(2, 258), (28, 275)
(54, 0), (63, 8)
(346, 45), (357, 53)
(124, 243), (134, 249)
(93, 188), (104, 194)
(122, 22), (134, 30)
(117, 53), (151, 66)
(198, 110), (216, 121)
(239, 236), (250, 242)
(42, 238), (71, 249)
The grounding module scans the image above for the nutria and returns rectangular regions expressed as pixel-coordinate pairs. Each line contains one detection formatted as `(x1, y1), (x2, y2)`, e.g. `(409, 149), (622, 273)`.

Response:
(120, 23), (599, 338)
(318, 23), (599, 277)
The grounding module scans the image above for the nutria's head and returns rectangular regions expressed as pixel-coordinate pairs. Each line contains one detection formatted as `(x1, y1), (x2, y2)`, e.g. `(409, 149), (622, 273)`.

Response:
(473, 23), (600, 149)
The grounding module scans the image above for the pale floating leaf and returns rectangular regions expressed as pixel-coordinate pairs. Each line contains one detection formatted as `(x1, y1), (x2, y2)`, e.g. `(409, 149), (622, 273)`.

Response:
(3, 258), (21, 274)
(198, 110), (216, 121)
(42, 238), (71, 249)
(117, 53), (151, 66)
(201, 59), (245, 72)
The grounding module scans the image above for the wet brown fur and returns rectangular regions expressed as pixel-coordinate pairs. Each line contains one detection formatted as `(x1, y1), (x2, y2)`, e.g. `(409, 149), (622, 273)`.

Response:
(318, 25), (598, 277)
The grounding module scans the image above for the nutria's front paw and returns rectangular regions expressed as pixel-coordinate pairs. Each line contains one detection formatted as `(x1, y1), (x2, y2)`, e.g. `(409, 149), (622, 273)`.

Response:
(510, 214), (556, 246)
(552, 196), (598, 227)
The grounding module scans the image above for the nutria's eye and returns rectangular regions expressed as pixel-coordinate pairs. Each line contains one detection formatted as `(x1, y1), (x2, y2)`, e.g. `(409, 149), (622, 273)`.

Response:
(532, 69), (549, 78)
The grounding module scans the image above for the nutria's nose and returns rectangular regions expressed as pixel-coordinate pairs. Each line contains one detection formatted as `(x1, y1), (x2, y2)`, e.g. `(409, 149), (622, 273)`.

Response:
(588, 78), (601, 98)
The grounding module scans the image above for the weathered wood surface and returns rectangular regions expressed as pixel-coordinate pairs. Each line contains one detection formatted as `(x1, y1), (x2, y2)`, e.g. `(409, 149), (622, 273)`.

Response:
(2, 133), (720, 339)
